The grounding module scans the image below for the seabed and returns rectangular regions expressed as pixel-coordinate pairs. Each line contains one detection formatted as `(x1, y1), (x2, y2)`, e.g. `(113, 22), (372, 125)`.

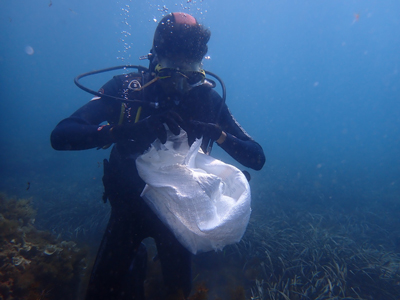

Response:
(1, 191), (399, 300)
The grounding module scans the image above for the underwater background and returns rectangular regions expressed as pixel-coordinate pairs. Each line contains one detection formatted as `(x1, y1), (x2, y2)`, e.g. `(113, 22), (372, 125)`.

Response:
(1, 0), (399, 299)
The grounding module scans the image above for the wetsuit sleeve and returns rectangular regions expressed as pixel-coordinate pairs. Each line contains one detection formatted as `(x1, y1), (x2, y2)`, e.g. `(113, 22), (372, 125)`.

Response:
(50, 77), (122, 150)
(215, 96), (265, 171)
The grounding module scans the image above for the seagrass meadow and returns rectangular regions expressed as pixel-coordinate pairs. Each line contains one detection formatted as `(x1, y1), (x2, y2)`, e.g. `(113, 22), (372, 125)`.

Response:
(237, 205), (400, 299)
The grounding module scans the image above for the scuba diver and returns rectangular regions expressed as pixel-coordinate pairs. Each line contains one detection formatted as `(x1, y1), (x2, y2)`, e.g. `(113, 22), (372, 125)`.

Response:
(51, 12), (265, 300)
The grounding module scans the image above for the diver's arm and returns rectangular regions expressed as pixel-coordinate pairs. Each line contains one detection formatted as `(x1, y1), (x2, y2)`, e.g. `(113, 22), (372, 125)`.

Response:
(50, 99), (118, 150)
(217, 132), (265, 170)
(216, 104), (266, 171)
(51, 77), (122, 151)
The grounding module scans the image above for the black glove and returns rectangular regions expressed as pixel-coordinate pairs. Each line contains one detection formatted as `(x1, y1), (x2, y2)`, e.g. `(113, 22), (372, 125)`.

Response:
(110, 111), (183, 144)
(186, 121), (222, 146)
(144, 111), (183, 143)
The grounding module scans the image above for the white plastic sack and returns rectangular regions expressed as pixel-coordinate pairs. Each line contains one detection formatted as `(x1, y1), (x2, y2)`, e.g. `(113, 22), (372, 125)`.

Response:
(136, 130), (251, 254)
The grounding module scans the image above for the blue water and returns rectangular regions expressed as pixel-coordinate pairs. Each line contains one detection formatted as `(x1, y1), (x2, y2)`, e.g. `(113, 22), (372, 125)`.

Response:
(1, 0), (399, 298)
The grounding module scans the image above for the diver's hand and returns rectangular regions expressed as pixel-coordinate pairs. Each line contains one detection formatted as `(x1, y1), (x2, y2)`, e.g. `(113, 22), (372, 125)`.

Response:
(110, 111), (183, 144)
(186, 121), (223, 146)
(145, 111), (183, 143)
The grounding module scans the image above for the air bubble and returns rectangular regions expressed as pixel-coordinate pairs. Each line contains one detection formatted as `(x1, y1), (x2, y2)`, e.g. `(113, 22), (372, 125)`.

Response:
(25, 45), (34, 55)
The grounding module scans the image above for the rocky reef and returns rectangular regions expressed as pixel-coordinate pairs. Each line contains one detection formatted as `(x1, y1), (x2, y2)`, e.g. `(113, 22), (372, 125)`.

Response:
(0, 193), (87, 300)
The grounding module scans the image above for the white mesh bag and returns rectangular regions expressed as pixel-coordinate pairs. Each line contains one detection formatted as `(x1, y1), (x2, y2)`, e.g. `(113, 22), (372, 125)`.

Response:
(136, 129), (251, 254)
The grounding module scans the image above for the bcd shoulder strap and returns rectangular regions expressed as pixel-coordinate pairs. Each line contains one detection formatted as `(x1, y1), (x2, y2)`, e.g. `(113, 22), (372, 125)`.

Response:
(119, 72), (151, 124)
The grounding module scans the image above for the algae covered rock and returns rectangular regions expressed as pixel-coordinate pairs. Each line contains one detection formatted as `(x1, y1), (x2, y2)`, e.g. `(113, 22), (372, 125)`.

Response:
(0, 193), (87, 300)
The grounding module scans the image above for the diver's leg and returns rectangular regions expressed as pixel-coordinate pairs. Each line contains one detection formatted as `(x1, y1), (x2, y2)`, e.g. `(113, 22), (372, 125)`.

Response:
(85, 208), (146, 300)
(153, 222), (192, 298)
(123, 242), (148, 298)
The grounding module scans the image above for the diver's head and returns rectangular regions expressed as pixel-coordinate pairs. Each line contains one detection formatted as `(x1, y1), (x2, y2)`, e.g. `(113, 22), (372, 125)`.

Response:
(150, 12), (210, 95)
(152, 12), (210, 65)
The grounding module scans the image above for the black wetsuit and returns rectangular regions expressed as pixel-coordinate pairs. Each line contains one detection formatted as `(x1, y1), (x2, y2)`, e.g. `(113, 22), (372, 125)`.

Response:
(51, 71), (265, 300)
